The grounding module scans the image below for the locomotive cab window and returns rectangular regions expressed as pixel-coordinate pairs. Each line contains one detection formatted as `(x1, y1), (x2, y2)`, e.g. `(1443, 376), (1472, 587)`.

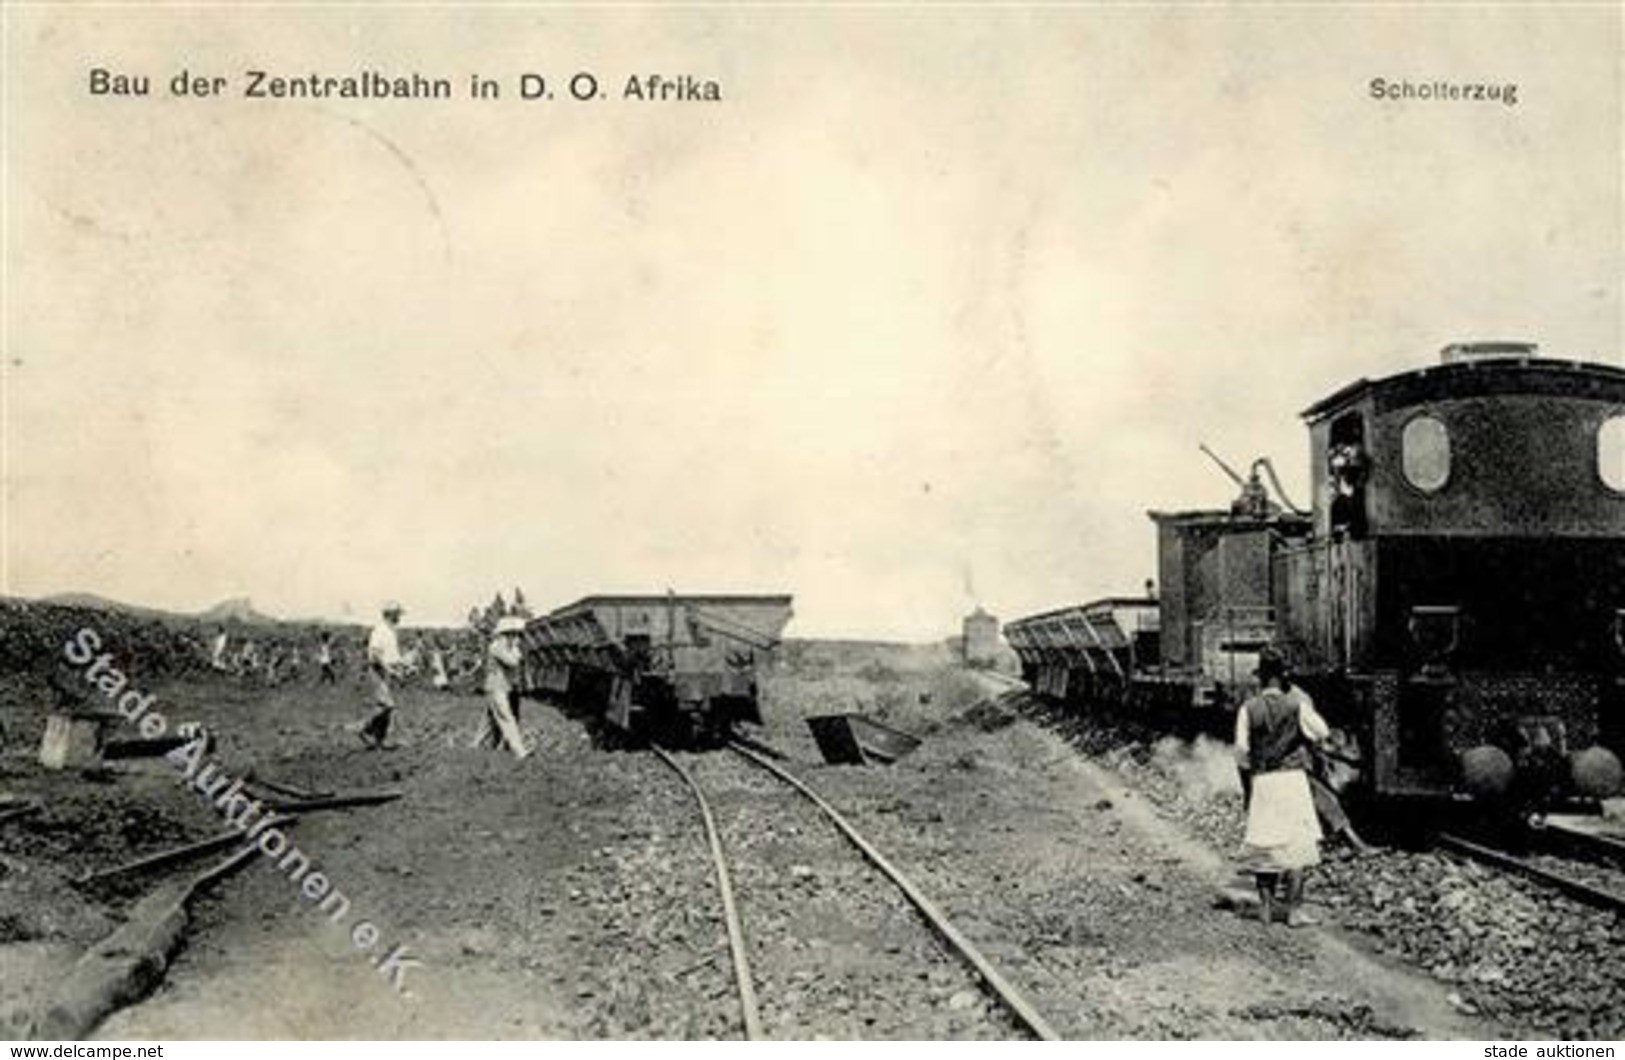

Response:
(1600, 415), (1625, 493)
(1328, 412), (1370, 537)
(1401, 415), (1450, 493)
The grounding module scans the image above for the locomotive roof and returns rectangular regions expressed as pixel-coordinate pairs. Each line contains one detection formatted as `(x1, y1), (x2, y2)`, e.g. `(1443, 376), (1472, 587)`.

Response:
(1301, 356), (1625, 423)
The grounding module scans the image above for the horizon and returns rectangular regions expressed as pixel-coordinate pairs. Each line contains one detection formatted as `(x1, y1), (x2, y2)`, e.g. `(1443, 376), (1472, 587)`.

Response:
(13, 587), (975, 644)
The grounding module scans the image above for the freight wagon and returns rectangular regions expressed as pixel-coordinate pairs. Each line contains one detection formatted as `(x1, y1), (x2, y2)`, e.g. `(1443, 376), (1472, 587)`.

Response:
(522, 593), (794, 744)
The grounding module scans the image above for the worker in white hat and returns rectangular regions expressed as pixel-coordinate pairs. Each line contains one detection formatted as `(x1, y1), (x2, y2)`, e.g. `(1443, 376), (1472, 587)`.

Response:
(359, 600), (407, 748)
(476, 615), (531, 758)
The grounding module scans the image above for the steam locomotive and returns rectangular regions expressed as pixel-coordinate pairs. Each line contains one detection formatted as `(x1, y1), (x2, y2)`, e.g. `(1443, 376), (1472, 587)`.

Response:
(1007, 342), (1625, 807)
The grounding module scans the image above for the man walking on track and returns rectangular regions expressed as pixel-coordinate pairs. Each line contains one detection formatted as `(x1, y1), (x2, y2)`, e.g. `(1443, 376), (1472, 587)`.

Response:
(477, 615), (531, 758)
(359, 600), (408, 749)
(1234, 648), (1330, 927)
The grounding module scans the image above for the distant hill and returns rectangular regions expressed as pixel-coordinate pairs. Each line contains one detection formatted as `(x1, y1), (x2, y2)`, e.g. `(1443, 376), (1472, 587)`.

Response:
(40, 591), (285, 626)
(42, 591), (174, 618)
(196, 596), (280, 625)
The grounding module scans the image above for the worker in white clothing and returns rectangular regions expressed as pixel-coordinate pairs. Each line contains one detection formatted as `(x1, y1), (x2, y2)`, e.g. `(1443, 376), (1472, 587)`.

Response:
(359, 601), (408, 749)
(476, 616), (531, 758)
(1235, 649), (1331, 927)
(317, 632), (338, 684)
(430, 643), (450, 691)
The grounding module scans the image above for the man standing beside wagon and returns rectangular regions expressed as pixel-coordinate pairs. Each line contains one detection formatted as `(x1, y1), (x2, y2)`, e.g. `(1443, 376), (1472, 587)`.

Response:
(475, 615), (531, 759)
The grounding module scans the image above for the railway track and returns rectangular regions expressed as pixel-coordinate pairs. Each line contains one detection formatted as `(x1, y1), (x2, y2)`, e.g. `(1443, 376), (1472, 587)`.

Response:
(650, 745), (763, 1039)
(1435, 831), (1625, 917)
(1535, 815), (1625, 872)
(653, 741), (1061, 1040)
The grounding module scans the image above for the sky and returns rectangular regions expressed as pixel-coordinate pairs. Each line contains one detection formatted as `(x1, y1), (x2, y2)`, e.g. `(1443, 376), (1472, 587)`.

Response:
(4, 5), (1621, 638)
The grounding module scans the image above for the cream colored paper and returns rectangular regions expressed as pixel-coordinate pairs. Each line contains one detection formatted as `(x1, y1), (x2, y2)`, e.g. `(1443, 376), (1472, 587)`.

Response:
(6, 5), (1618, 638)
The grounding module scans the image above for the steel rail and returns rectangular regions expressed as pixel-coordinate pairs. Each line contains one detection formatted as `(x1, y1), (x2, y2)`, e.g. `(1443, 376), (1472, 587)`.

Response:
(1437, 832), (1625, 915)
(75, 813), (300, 887)
(1537, 818), (1625, 872)
(727, 741), (1063, 1041)
(0, 801), (42, 826)
(245, 770), (335, 801)
(651, 746), (764, 1040)
(262, 790), (403, 814)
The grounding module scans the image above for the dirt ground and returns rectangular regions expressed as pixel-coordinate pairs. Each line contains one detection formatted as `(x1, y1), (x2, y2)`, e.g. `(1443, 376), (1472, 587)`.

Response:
(0, 645), (1497, 1039)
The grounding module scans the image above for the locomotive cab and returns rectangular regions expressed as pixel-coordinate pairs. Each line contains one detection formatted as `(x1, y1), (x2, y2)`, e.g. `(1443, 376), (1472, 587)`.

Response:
(1278, 343), (1625, 804)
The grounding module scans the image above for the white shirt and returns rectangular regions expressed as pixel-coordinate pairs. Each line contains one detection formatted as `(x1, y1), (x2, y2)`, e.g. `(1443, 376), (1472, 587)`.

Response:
(1234, 685), (1330, 761)
(485, 636), (522, 696)
(368, 621), (403, 670)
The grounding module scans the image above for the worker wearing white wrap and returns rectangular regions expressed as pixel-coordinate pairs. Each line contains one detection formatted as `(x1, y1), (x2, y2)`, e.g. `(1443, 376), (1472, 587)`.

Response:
(1234, 648), (1330, 928)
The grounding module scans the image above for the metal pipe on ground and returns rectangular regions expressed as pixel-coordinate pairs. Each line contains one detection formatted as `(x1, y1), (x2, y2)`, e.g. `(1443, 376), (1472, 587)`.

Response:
(31, 821), (300, 1040)
(75, 815), (297, 888)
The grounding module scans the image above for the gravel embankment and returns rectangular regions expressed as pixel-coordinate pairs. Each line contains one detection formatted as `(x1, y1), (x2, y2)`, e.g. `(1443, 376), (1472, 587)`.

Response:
(684, 752), (1019, 1039)
(1020, 695), (1625, 1039)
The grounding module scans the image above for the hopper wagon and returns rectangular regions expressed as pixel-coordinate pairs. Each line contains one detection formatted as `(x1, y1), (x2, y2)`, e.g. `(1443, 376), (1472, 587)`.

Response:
(522, 593), (794, 744)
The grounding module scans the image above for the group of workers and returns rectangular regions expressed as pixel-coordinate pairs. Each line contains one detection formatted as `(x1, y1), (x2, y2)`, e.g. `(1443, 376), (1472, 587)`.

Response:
(210, 630), (307, 685)
(210, 625), (472, 691)
(356, 600), (531, 759)
(209, 629), (346, 686)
